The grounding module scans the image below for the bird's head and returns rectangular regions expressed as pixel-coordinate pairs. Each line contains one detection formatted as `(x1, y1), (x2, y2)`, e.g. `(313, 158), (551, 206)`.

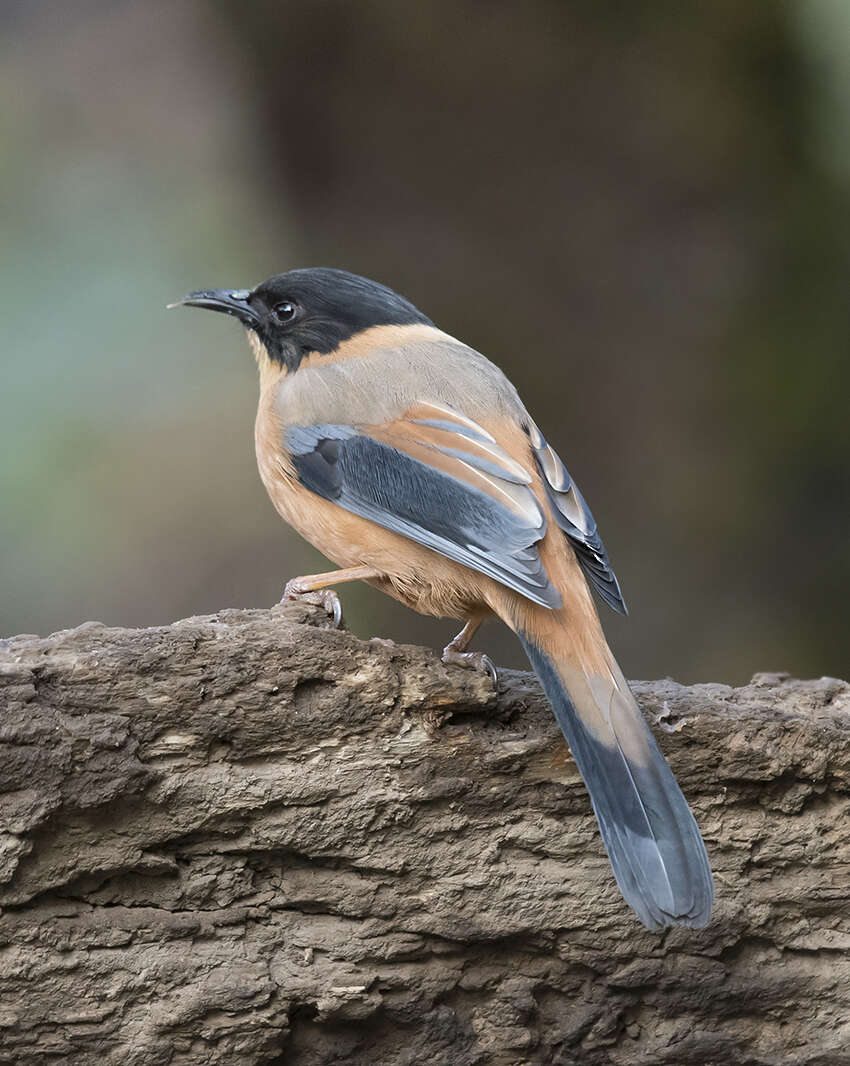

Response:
(171, 267), (431, 373)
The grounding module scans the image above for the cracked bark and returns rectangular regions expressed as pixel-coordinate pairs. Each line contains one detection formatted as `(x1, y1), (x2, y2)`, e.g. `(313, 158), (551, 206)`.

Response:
(0, 604), (848, 1066)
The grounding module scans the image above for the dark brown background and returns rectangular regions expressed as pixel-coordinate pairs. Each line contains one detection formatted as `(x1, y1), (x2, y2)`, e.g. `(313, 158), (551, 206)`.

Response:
(1, 0), (847, 684)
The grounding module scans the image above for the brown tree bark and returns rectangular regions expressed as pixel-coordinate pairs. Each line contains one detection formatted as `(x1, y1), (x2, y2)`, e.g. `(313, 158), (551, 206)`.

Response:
(0, 604), (848, 1065)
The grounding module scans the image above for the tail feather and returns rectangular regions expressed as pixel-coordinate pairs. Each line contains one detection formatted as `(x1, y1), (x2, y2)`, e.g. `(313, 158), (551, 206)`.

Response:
(516, 631), (713, 929)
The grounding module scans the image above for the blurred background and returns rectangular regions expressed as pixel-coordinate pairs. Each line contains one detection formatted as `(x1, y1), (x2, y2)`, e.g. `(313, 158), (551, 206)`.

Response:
(1, 0), (847, 684)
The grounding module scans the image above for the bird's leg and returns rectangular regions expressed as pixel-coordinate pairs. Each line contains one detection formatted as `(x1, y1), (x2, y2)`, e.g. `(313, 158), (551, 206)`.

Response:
(441, 618), (497, 684)
(281, 566), (380, 629)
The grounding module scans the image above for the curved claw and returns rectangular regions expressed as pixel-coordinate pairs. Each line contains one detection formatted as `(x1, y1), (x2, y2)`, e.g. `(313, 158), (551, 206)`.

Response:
(441, 646), (498, 687)
(327, 591), (343, 629)
(480, 654), (498, 685)
(281, 581), (343, 629)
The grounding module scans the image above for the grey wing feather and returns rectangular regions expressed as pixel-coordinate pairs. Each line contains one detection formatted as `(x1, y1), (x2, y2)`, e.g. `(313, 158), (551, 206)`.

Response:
(286, 423), (562, 609)
(526, 420), (627, 615)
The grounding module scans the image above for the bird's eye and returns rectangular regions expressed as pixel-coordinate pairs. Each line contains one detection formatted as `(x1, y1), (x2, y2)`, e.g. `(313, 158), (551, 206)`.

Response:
(272, 301), (297, 324)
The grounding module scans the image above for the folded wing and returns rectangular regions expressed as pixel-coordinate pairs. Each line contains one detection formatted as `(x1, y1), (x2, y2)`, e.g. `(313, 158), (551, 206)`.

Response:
(525, 419), (627, 615)
(285, 401), (561, 608)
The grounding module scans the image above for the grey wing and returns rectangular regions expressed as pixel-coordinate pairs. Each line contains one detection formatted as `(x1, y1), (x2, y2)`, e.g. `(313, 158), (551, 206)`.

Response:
(285, 403), (561, 609)
(526, 420), (627, 614)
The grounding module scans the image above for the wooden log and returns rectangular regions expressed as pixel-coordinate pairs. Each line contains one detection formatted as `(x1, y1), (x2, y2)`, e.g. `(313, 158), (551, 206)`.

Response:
(0, 604), (848, 1064)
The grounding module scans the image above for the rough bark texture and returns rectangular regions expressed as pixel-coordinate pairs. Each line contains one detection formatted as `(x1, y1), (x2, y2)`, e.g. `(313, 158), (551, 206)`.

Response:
(0, 605), (848, 1066)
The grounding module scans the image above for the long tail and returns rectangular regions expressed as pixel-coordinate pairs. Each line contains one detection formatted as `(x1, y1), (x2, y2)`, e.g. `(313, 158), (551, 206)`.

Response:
(511, 621), (713, 929)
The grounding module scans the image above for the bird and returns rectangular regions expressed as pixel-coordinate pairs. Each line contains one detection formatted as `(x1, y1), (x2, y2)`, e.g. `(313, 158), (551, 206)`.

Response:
(172, 267), (713, 929)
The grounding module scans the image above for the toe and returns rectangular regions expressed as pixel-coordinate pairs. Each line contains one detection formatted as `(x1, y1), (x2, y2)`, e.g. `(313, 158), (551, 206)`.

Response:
(441, 647), (497, 686)
(480, 655), (498, 685)
(321, 590), (343, 629)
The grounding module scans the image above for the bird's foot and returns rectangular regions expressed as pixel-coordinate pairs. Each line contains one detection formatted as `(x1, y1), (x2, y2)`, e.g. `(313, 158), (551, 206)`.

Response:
(441, 645), (498, 686)
(280, 579), (343, 629)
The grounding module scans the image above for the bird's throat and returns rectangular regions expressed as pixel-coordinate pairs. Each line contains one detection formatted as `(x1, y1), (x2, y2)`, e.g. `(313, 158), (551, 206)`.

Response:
(247, 331), (289, 389)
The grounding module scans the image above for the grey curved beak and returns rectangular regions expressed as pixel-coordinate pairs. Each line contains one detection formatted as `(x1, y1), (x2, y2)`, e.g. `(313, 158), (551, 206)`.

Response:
(168, 288), (258, 326)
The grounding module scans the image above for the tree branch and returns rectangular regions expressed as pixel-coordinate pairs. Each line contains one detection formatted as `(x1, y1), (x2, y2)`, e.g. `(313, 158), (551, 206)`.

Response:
(0, 605), (848, 1065)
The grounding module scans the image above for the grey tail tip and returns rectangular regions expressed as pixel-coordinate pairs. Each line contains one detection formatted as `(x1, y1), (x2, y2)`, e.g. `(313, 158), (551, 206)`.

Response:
(645, 901), (713, 931)
(516, 630), (714, 932)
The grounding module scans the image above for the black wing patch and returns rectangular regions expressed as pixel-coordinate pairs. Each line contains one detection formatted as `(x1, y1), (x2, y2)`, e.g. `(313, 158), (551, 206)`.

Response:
(526, 421), (627, 615)
(286, 422), (561, 609)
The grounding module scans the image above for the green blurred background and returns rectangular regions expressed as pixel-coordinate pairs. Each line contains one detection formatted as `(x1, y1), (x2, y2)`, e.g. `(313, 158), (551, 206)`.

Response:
(1, 0), (847, 684)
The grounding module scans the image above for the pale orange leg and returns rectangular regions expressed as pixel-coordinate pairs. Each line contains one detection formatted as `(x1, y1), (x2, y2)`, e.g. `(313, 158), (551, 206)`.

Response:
(441, 617), (497, 685)
(281, 566), (381, 628)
